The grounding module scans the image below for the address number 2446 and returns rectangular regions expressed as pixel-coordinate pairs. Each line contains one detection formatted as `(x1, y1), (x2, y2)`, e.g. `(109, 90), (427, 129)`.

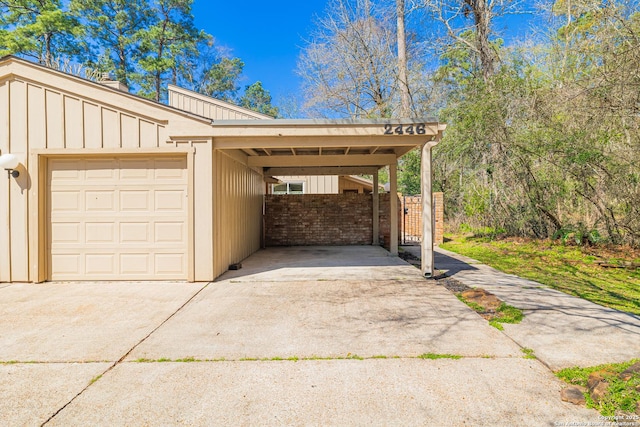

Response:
(384, 123), (426, 135)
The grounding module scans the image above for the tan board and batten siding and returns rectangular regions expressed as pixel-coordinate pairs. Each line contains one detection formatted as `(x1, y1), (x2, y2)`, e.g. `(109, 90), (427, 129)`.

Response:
(0, 57), (264, 282)
(167, 85), (274, 121)
(167, 85), (269, 278)
(273, 176), (339, 194)
(212, 150), (264, 278)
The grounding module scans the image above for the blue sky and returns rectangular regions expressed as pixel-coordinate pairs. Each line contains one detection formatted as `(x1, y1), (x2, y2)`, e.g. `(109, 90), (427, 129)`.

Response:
(192, 1), (329, 104)
(190, 1), (540, 107)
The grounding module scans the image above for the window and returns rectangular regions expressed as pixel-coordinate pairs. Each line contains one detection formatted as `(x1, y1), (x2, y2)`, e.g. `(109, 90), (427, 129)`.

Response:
(272, 182), (304, 194)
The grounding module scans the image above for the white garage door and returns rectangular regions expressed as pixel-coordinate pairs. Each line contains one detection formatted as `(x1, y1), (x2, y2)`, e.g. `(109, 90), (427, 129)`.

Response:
(48, 156), (188, 280)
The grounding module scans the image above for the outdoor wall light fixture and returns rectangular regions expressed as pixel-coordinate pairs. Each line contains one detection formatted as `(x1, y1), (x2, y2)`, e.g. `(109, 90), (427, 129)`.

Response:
(0, 153), (20, 178)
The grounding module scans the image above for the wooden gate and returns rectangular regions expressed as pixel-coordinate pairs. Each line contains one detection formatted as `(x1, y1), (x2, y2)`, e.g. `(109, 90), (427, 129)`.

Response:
(401, 193), (444, 245)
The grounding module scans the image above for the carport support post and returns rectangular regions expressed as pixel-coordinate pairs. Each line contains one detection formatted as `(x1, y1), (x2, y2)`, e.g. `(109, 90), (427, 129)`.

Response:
(421, 142), (435, 277)
(372, 171), (379, 245)
(390, 161), (398, 256)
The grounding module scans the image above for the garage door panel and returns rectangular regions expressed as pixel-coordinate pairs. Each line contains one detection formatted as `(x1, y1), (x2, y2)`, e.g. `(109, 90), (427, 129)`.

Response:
(51, 191), (80, 211)
(154, 222), (184, 243)
(120, 222), (149, 243)
(155, 190), (185, 211)
(50, 165), (80, 180)
(51, 254), (81, 275)
(120, 254), (151, 274)
(120, 190), (151, 211)
(51, 223), (80, 242)
(120, 159), (153, 177)
(153, 166), (185, 181)
(85, 222), (115, 243)
(154, 253), (186, 274)
(85, 254), (115, 274)
(48, 156), (188, 281)
(85, 160), (117, 180)
(85, 191), (115, 211)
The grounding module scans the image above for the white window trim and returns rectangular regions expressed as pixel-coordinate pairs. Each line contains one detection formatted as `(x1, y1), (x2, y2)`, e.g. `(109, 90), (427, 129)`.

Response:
(272, 181), (305, 195)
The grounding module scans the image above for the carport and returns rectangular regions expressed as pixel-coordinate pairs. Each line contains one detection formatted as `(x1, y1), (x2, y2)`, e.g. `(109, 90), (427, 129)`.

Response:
(209, 119), (446, 277)
(0, 57), (445, 282)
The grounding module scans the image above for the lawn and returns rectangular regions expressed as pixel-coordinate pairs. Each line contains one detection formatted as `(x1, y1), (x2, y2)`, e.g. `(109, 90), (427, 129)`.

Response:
(440, 235), (640, 315)
(556, 359), (640, 416)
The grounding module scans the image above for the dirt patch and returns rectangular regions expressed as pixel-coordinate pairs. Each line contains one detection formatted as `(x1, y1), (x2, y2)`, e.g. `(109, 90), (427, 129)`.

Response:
(459, 288), (502, 316)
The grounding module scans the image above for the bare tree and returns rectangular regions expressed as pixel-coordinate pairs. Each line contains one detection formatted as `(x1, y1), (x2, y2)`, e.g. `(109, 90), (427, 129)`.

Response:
(297, 0), (399, 118)
(414, 0), (513, 80)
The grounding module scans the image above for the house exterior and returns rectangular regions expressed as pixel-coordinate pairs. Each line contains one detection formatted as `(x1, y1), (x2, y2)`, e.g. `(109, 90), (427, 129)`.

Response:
(268, 175), (383, 195)
(0, 56), (446, 283)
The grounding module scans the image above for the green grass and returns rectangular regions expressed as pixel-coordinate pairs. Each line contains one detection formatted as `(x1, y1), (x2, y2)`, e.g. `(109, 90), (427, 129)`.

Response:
(556, 359), (640, 416)
(417, 353), (463, 360)
(441, 234), (640, 315)
(521, 348), (536, 359)
(455, 294), (485, 313)
(489, 303), (524, 331)
(88, 374), (102, 385)
(456, 293), (524, 330)
(487, 320), (504, 330)
(133, 357), (175, 363)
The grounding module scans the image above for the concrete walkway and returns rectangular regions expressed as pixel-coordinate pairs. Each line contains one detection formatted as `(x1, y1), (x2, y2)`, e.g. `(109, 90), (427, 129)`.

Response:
(405, 245), (640, 370)
(1, 246), (600, 426)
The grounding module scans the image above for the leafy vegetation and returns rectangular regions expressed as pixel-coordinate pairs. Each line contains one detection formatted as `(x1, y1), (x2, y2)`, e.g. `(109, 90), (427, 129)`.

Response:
(1, 0), (279, 111)
(297, 0), (640, 243)
(435, 0), (640, 247)
(442, 233), (640, 315)
(488, 303), (525, 331)
(556, 359), (640, 416)
(239, 81), (279, 117)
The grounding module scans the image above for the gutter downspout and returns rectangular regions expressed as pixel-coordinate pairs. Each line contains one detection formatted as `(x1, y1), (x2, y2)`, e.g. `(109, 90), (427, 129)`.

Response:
(421, 138), (440, 278)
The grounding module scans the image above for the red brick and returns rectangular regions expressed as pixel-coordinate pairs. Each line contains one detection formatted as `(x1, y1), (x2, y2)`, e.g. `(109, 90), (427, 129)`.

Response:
(264, 194), (401, 249)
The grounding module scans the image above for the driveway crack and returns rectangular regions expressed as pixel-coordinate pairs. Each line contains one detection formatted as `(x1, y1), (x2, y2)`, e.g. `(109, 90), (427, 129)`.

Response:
(40, 282), (212, 426)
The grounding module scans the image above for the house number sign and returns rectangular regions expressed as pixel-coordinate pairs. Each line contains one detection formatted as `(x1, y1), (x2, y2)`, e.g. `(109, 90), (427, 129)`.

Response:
(383, 123), (427, 135)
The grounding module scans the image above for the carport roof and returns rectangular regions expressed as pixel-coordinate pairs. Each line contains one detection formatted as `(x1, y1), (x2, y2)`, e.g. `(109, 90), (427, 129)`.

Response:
(206, 119), (446, 175)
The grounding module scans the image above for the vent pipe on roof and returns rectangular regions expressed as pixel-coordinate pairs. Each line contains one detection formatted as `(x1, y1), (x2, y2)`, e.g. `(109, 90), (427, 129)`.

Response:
(99, 72), (129, 93)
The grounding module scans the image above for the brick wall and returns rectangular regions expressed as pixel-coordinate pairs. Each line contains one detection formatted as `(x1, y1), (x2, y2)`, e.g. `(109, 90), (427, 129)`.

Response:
(378, 193), (402, 248)
(264, 193), (401, 248)
(433, 192), (444, 245)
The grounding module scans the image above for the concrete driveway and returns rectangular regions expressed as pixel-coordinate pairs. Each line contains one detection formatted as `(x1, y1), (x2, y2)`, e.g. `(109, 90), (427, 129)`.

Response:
(0, 246), (597, 426)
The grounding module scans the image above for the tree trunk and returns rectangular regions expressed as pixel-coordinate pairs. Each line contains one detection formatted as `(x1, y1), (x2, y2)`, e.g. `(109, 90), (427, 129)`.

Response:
(464, 0), (496, 81)
(396, 0), (411, 117)
(118, 46), (128, 86)
(44, 32), (53, 66)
